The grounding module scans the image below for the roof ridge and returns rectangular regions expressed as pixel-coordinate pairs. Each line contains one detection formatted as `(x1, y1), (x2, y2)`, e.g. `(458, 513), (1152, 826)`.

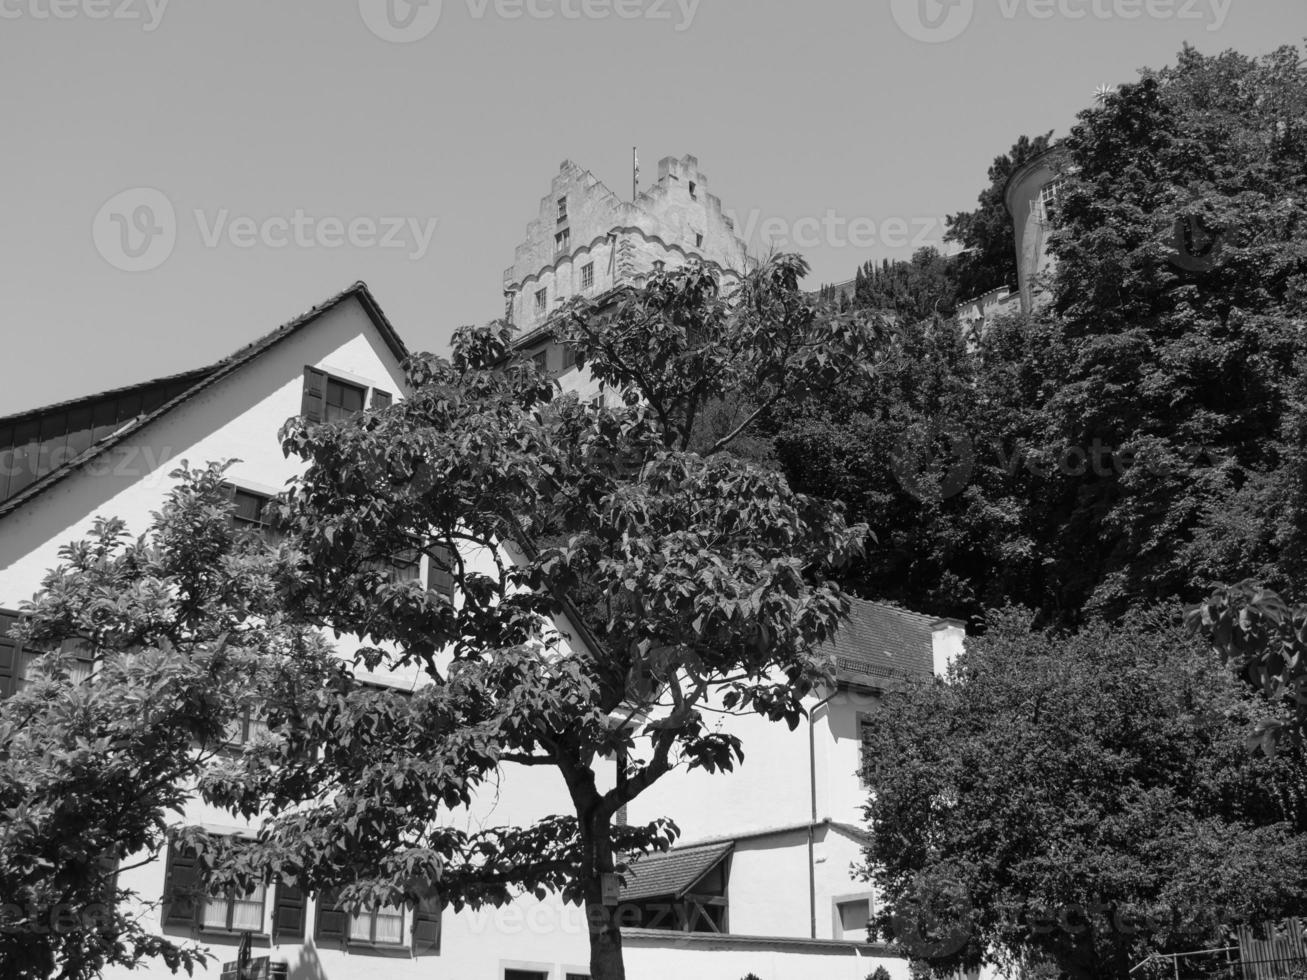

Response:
(0, 281), (405, 522)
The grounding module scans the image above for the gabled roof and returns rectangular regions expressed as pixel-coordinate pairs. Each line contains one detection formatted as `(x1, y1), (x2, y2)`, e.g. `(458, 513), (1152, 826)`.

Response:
(620, 841), (733, 902)
(828, 597), (950, 687)
(0, 282), (407, 521)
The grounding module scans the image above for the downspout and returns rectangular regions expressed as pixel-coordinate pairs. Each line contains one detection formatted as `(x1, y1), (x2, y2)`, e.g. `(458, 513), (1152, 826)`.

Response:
(808, 689), (837, 939)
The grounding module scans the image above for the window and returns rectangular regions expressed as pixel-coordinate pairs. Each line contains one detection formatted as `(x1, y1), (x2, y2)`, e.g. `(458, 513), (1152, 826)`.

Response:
(1037, 179), (1064, 224)
(836, 898), (871, 941)
(581, 262), (594, 291)
(695, 233), (704, 248)
(652, 260), (665, 273)
(162, 840), (284, 936)
(224, 708), (271, 749)
(534, 288), (547, 314)
(562, 343), (578, 369)
(557, 197), (568, 222)
(200, 880), (267, 933)
(232, 488), (274, 530)
(688, 180), (697, 199)
(315, 890), (439, 952)
(227, 485), (283, 545)
(505, 971), (549, 980)
(325, 377), (365, 422)
(301, 368), (390, 425)
(555, 229), (570, 252)
(350, 903), (406, 945)
(532, 350), (548, 373)
(0, 609), (94, 699)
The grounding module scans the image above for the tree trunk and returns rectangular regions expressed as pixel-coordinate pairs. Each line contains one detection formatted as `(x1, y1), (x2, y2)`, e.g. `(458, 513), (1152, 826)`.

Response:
(585, 892), (627, 980)
(580, 815), (625, 980)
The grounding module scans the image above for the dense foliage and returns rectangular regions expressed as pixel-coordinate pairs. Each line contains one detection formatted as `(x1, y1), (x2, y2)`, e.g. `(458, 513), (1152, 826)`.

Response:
(0, 465), (331, 980)
(861, 611), (1307, 980)
(779, 45), (1307, 628)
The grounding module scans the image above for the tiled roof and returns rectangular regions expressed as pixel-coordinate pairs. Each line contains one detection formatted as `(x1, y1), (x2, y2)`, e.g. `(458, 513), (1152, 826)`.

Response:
(620, 841), (733, 902)
(827, 597), (943, 687)
(0, 282), (407, 521)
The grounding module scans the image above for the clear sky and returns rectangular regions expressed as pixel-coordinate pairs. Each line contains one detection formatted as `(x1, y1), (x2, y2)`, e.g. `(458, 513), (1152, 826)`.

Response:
(0, 0), (1302, 416)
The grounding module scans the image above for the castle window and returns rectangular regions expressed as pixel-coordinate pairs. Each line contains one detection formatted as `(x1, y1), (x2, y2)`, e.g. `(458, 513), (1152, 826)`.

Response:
(653, 260), (665, 273)
(581, 263), (594, 291)
(688, 181), (697, 199)
(555, 229), (570, 253)
(534, 289), (547, 314)
(695, 233), (704, 248)
(532, 351), (548, 374)
(557, 197), (568, 222)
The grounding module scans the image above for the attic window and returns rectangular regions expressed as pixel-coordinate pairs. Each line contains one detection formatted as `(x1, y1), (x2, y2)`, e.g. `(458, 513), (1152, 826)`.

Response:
(301, 368), (388, 425)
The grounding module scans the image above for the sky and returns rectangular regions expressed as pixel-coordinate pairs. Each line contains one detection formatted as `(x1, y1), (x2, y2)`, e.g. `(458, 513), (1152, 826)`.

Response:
(0, 0), (1302, 416)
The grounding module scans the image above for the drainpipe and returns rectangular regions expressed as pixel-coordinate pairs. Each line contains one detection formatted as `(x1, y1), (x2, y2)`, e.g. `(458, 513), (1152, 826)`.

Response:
(808, 689), (837, 939)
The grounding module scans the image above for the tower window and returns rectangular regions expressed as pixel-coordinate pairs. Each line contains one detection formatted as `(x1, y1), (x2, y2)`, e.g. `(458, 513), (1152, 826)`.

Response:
(557, 197), (568, 222)
(695, 233), (704, 248)
(688, 181), (697, 199)
(555, 229), (570, 252)
(581, 263), (594, 290)
(534, 288), (547, 314)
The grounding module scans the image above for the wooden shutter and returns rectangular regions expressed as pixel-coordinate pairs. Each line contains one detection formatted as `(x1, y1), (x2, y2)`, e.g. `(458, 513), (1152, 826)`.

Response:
(426, 544), (455, 600)
(412, 897), (442, 954)
(314, 889), (347, 946)
(301, 368), (328, 424)
(0, 610), (20, 699)
(370, 389), (393, 411)
(162, 844), (200, 927)
(273, 882), (306, 943)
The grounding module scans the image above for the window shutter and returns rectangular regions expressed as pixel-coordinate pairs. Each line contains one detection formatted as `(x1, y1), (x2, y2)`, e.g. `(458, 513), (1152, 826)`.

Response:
(162, 844), (200, 928)
(315, 889), (347, 946)
(301, 368), (328, 423)
(426, 544), (455, 600)
(273, 883), (306, 943)
(370, 389), (393, 411)
(0, 610), (20, 699)
(412, 897), (442, 954)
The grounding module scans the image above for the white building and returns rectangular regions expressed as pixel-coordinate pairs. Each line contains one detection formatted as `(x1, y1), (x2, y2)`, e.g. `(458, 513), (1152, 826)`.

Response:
(0, 279), (964, 980)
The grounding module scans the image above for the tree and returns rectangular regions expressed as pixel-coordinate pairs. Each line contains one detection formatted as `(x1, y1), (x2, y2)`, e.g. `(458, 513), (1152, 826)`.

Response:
(188, 256), (884, 980)
(1044, 44), (1307, 619)
(945, 132), (1054, 300)
(1191, 582), (1307, 753)
(860, 610), (1307, 980)
(0, 463), (332, 980)
(849, 248), (961, 324)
